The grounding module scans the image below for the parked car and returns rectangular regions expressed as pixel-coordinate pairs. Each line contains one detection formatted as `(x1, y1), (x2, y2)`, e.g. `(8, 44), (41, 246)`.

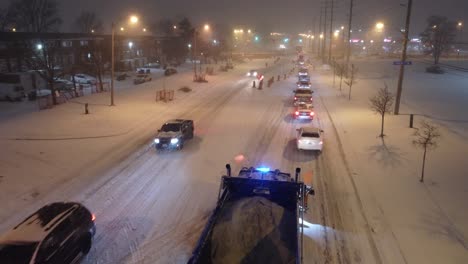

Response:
(133, 74), (152, 85)
(72, 74), (96, 85)
(0, 202), (96, 264)
(164, 68), (178, 76)
(154, 119), (194, 150)
(136, 63), (161, 74)
(0, 84), (24, 101)
(296, 126), (323, 152)
(54, 78), (74, 91)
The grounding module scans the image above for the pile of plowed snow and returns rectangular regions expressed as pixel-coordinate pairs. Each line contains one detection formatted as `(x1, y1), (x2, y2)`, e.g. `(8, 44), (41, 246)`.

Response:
(210, 196), (296, 264)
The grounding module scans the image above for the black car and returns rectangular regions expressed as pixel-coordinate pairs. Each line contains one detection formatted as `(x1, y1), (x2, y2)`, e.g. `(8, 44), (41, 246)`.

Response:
(0, 202), (96, 264)
(164, 68), (177, 76)
(154, 119), (194, 150)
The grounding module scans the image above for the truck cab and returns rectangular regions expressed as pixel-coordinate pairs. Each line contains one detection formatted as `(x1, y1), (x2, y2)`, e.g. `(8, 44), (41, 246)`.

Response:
(154, 119), (194, 150)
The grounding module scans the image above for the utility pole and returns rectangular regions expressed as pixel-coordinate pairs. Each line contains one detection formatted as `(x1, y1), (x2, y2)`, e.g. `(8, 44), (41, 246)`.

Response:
(318, 6), (323, 56)
(346, 0), (354, 71)
(322, 1), (328, 63)
(394, 0), (413, 115)
(110, 22), (115, 106)
(328, 0), (335, 63)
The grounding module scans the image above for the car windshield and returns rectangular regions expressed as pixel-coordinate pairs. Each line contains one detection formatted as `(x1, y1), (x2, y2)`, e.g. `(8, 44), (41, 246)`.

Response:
(0, 242), (38, 264)
(161, 123), (181, 132)
(302, 132), (319, 138)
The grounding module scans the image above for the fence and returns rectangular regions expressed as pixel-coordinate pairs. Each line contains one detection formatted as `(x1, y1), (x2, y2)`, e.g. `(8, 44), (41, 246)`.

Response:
(155, 89), (175, 102)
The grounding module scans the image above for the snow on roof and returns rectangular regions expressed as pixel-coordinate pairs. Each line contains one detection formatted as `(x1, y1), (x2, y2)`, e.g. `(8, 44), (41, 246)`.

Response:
(0, 203), (79, 243)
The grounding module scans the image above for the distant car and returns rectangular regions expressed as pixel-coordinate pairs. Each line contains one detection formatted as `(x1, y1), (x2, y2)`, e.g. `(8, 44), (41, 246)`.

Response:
(0, 202), (96, 264)
(133, 73), (152, 85)
(72, 74), (96, 85)
(294, 103), (315, 120)
(54, 78), (74, 91)
(297, 80), (311, 89)
(296, 126), (323, 152)
(164, 68), (177, 76)
(154, 119), (194, 150)
(298, 75), (310, 82)
(136, 63), (161, 74)
(294, 88), (313, 97)
(247, 69), (258, 77)
(298, 68), (308, 76)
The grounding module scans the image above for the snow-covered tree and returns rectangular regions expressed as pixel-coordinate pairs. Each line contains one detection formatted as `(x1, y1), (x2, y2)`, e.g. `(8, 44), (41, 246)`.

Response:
(412, 120), (441, 182)
(369, 84), (394, 137)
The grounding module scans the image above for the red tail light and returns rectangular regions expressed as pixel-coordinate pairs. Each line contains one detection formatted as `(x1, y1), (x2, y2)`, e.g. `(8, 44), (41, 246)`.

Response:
(91, 214), (96, 222)
(295, 111), (299, 115)
(310, 112), (315, 116)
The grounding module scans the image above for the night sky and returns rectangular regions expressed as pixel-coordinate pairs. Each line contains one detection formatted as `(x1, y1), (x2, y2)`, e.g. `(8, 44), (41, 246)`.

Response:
(1, 0), (467, 37)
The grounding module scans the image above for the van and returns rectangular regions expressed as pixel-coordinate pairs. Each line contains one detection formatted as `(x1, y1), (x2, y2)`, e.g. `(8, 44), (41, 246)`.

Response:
(0, 74), (25, 101)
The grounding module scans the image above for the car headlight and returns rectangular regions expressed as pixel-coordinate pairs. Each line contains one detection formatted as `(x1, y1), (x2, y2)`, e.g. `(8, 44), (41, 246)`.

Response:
(170, 138), (179, 144)
(154, 138), (160, 144)
(247, 72), (251, 76)
(253, 72), (258, 76)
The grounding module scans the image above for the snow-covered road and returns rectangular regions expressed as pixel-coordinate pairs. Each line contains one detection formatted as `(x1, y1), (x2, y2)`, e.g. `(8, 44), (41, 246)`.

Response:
(0, 58), (389, 263)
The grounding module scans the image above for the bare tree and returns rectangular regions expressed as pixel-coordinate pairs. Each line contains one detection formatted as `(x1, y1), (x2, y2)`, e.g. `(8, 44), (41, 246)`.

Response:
(336, 63), (345, 91)
(420, 16), (457, 65)
(87, 40), (105, 92)
(7, 0), (63, 105)
(74, 11), (103, 33)
(344, 64), (357, 100)
(22, 40), (60, 105)
(369, 83), (395, 137)
(0, 7), (14, 31)
(412, 120), (441, 182)
(7, 0), (62, 32)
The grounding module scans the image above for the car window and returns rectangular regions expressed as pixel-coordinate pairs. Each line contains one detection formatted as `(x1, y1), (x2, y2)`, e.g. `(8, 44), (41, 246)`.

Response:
(161, 123), (181, 132)
(0, 242), (38, 264)
(302, 132), (319, 138)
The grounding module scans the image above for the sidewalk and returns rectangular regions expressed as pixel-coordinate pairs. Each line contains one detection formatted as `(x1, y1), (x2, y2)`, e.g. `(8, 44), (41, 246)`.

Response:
(312, 66), (468, 263)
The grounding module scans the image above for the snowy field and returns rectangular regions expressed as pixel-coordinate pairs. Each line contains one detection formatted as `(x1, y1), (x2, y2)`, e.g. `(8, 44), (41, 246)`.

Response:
(0, 56), (467, 264)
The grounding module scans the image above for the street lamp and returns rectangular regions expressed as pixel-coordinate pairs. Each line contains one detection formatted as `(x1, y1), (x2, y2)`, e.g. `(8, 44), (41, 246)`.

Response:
(376, 22), (384, 32)
(111, 15), (139, 106)
(36, 44), (43, 50)
(204, 24), (210, 31)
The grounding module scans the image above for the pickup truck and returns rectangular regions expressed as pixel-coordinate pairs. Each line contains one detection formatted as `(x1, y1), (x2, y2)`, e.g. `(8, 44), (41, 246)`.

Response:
(188, 165), (314, 264)
(153, 119), (194, 150)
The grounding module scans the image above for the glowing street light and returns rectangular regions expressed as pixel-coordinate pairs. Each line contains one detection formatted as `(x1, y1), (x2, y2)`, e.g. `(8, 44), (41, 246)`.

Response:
(173, 25), (177, 29)
(188, 43), (192, 48)
(129, 15), (139, 24)
(247, 29), (252, 34)
(91, 29), (95, 33)
(128, 41), (133, 48)
(341, 26), (345, 30)
(458, 21), (463, 27)
(319, 34), (324, 39)
(120, 27), (124, 31)
(333, 31), (339, 38)
(143, 28), (147, 32)
(204, 24), (210, 31)
(36, 44), (43, 50)
(375, 22), (384, 32)
(12, 28), (16, 32)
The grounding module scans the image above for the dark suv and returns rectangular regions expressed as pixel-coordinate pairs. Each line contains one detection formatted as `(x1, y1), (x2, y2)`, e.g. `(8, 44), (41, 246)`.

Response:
(154, 119), (194, 150)
(0, 202), (96, 264)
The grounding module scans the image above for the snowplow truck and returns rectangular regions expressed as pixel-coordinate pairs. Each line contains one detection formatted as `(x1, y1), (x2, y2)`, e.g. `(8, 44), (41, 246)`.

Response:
(188, 164), (314, 264)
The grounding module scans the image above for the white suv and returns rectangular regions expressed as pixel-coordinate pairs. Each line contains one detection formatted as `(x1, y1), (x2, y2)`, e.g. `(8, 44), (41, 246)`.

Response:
(72, 74), (96, 85)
